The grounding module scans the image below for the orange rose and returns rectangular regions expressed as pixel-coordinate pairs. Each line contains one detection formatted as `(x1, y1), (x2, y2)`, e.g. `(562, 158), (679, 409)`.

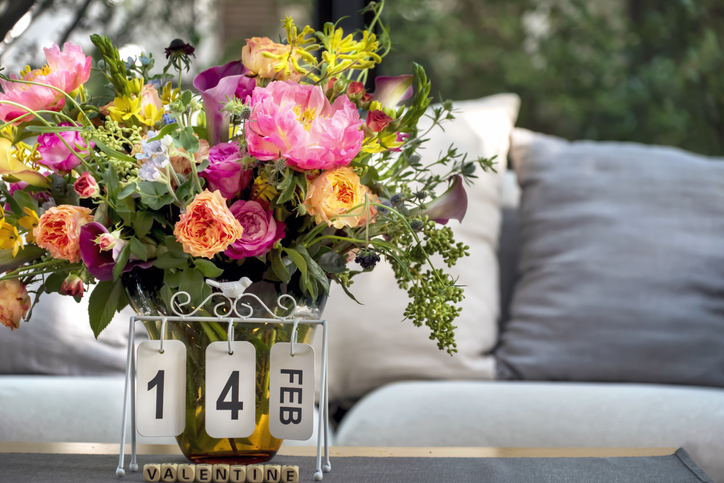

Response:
(34, 205), (93, 262)
(305, 167), (377, 229)
(241, 37), (302, 81)
(0, 279), (30, 330)
(173, 190), (244, 258)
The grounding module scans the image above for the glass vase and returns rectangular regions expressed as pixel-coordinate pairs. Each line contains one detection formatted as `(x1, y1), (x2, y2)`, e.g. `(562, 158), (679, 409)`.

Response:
(122, 265), (325, 465)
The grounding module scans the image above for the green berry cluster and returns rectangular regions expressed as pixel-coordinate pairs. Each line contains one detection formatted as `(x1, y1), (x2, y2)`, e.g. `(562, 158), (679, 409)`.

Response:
(403, 268), (464, 354)
(93, 120), (142, 151)
(421, 223), (469, 267)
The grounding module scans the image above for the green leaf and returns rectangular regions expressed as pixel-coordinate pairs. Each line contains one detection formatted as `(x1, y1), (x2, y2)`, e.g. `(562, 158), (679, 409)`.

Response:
(175, 177), (195, 201)
(88, 279), (123, 338)
(12, 190), (38, 213)
(276, 170), (298, 204)
(164, 235), (188, 258)
(181, 90), (193, 107)
(147, 123), (179, 141)
(153, 252), (189, 269)
(133, 211), (154, 238)
(295, 244), (330, 294)
(129, 237), (148, 262)
(0, 245), (45, 272)
(44, 272), (66, 293)
(164, 270), (182, 288)
(118, 182), (137, 200)
(112, 242), (130, 281)
(94, 203), (109, 225)
(0, 185), (23, 216)
(318, 251), (347, 274)
(193, 259), (224, 278)
(179, 267), (204, 306)
(138, 181), (174, 210)
(49, 174), (79, 206)
(282, 248), (308, 281)
(103, 167), (120, 199)
(270, 248), (291, 284)
(172, 126), (199, 153)
(24, 125), (83, 133)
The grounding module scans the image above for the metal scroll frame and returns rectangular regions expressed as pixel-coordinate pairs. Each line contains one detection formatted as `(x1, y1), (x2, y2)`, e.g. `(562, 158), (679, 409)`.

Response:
(114, 289), (332, 481)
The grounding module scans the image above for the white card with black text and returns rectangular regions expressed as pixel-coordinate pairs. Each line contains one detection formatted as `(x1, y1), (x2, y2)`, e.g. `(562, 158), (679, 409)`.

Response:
(205, 341), (256, 438)
(268, 342), (315, 440)
(136, 340), (186, 437)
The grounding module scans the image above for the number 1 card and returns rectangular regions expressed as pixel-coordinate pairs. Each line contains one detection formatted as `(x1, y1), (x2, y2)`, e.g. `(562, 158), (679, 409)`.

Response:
(137, 339), (186, 437)
(205, 341), (256, 438)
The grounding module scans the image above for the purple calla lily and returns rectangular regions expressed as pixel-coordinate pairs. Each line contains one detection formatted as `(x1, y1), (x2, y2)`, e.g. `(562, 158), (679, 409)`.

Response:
(80, 222), (151, 281)
(372, 74), (414, 109)
(193, 61), (256, 145)
(422, 175), (468, 225)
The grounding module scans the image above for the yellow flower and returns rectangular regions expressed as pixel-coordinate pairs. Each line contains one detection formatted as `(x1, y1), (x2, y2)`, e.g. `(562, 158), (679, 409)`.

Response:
(0, 205), (4, 226)
(139, 103), (164, 126)
(161, 82), (180, 105)
(305, 167), (377, 229)
(18, 207), (39, 244)
(126, 77), (144, 95)
(0, 222), (23, 257)
(107, 96), (141, 124)
(0, 138), (49, 188)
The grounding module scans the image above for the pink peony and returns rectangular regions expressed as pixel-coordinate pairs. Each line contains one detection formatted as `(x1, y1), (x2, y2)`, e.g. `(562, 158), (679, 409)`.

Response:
(200, 142), (252, 200)
(37, 123), (93, 173)
(224, 200), (285, 259)
(246, 81), (364, 171)
(0, 42), (91, 124)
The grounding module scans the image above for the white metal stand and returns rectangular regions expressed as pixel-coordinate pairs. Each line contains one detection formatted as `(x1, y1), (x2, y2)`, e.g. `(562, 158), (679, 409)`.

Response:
(115, 287), (331, 480)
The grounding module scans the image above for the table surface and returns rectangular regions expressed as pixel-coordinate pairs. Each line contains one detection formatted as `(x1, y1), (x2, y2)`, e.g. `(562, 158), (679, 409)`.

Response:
(0, 442), (678, 458)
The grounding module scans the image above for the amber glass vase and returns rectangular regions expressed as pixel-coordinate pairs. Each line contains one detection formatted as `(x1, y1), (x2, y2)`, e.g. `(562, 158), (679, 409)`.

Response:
(123, 266), (325, 464)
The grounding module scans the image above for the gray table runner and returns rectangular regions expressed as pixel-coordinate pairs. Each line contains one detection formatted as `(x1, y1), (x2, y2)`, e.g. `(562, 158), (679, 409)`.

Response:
(0, 449), (712, 483)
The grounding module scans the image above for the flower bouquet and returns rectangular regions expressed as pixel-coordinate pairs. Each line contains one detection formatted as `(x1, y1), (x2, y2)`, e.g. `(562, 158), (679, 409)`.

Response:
(0, 1), (493, 463)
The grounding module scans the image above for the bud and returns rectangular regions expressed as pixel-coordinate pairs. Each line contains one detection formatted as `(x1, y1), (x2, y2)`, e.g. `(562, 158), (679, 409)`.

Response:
(60, 274), (84, 298)
(325, 77), (338, 93)
(347, 81), (365, 97)
(354, 248), (381, 270)
(96, 231), (119, 251)
(410, 219), (424, 231)
(73, 171), (99, 199)
(366, 110), (392, 133)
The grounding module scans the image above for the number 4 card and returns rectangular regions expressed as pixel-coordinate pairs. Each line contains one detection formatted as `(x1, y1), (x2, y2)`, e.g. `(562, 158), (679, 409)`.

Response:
(137, 340), (186, 437)
(205, 341), (256, 438)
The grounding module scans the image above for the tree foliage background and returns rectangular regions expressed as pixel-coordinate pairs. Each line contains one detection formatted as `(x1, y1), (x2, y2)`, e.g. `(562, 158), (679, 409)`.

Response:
(381, 0), (724, 156)
(2, 0), (723, 156)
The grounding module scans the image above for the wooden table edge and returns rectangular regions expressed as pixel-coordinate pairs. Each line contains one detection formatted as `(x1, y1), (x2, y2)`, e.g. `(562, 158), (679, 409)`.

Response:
(0, 443), (678, 458)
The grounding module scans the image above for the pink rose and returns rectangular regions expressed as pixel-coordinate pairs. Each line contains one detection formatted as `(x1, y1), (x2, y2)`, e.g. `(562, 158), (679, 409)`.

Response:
(37, 123), (93, 173)
(347, 81), (365, 96)
(366, 110), (392, 132)
(200, 142), (251, 200)
(96, 232), (116, 251)
(73, 171), (99, 198)
(60, 274), (83, 297)
(224, 200), (285, 259)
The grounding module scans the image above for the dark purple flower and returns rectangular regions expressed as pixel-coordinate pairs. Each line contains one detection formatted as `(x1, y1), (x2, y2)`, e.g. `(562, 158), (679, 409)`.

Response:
(193, 61), (256, 145)
(80, 222), (151, 281)
(422, 175), (468, 225)
(164, 39), (195, 59)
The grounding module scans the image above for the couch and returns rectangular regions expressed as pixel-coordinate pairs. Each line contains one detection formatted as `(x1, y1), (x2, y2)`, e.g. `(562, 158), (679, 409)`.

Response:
(1, 95), (723, 482)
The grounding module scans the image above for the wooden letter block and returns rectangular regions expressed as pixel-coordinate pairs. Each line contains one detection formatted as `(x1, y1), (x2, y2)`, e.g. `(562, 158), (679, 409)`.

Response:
(161, 463), (178, 482)
(196, 464), (213, 482)
(229, 465), (247, 483)
(213, 464), (230, 482)
(178, 464), (196, 482)
(280, 466), (299, 483)
(246, 464), (264, 483)
(264, 464), (281, 483)
(144, 464), (161, 482)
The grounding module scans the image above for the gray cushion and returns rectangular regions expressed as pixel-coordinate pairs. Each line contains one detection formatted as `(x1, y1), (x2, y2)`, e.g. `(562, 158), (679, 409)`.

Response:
(495, 129), (724, 387)
(334, 381), (724, 482)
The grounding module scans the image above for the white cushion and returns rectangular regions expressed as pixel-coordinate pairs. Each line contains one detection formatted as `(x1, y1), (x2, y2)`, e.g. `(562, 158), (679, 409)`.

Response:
(0, 290), (138, 375)
(323, 94), (520, 403)
(335, 381), (724, 482)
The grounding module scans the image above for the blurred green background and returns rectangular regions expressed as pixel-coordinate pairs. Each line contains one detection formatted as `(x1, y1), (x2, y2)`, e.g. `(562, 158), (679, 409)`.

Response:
(1, 0), (723, 155)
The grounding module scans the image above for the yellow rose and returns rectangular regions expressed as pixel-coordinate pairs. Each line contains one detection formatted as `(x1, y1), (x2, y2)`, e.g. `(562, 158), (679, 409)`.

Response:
(241, 37), (302, 81)
(34, 205), (93, 262)
(173, 190), (244, 258)
(305, 167), (377, 229)
(0, 279), (31, 330)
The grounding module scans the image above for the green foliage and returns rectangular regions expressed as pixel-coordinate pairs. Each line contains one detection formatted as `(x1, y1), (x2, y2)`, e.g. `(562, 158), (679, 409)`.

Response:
(383, 0), (724, 156)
